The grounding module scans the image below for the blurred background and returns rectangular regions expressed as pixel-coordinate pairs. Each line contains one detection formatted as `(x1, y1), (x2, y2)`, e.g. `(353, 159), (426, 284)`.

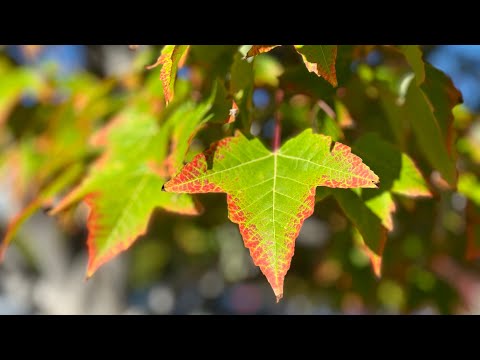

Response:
(1, 45), (480, 315)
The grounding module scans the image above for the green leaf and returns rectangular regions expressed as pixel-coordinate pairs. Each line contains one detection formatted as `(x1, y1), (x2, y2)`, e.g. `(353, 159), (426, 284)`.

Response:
(294, 45), (338, 87)
(364, 191), (396, 231)
(377, 83), (409, 149)
(397, 45), (425, 85)
(189, 45), (239, 79)
(253, 53), (284, 87)
(147, 45), (190, 105)
(50, 98), (213, 278)
(404, 80), (457, 186)
(420, 63), (463, 160)
(0, 67), (44, 126)
(466, 201), (480, 261)
(353, 133), (432, 198)
(317, 111), (344, 141)
(332, 189), (388, 277)
(164, 129), (378, 300)
(459, 173), (480, 206)
(230, 52), (254, 130)
(163, 87), (216, 175)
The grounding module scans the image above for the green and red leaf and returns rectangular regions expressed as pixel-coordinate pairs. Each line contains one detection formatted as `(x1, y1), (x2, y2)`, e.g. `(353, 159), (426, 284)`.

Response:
(164, 129), (378, 300)
(294, 45), (338, 87)
(147, 45), (190, 105)
(246, 45), (280, 58)
(50, 95), (214, 278)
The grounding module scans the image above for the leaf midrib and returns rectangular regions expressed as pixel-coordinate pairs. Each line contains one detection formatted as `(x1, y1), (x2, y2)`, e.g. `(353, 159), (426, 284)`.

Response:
(175, 151), (373, 188)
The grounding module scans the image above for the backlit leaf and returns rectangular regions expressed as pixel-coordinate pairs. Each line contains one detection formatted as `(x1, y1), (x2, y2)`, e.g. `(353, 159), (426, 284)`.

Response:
(404, 80), (457, 186)
(294, 45), (338, 87)
(50, 96), (214, 278)
(397, 45), (425, 85)
(147, 45), (190, 105)
(353, 133), (432, 198)
(164, 129), (378, 300)
(246, 45), (280, 58)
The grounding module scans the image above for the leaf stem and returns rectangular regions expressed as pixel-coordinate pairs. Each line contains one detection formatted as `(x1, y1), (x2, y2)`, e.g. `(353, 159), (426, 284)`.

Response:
(273, 90), (284, 152)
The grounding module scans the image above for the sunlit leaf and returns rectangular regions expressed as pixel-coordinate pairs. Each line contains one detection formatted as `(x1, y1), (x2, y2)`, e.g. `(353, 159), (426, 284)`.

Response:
(246, 45), (280, 58)
(294, 45), (338, 87)
(147, 45), (190, 105)
(397, 45), (425, 85)
(353, 133), (432, 198)
(50, 96), (214, 278)
(164, 129), (378, 300)
(404, 81), (457, 186)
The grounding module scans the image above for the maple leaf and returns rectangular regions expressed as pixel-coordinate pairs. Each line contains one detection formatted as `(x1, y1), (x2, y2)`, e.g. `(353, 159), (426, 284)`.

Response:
(328, 133), (432, 277)
(147, 45), (190, 105)
(50, 96), (213, 278)
(245, 45), (338, 87)
(294, 45), (338, 87)
(164, 129), (378, 301)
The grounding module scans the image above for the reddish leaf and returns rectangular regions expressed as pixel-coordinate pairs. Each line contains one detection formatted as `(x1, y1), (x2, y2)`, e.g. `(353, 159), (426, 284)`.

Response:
(246, 45), (280, 58)
(164, 129), (378, 300)
(294, 45), (338, 87)
(147, 45), (190, 104)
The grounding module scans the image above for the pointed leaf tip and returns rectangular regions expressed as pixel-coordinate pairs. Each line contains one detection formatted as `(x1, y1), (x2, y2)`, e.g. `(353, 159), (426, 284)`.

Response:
(294, 45), (338, 87)
(165, 129), (379, 299)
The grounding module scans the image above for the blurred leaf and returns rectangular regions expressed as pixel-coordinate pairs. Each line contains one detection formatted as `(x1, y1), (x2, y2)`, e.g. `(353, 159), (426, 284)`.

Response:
(396, 45), (425, 85)
(353, 228), (385, 278)
(164, 129), (378, 301)
(246, 45), (280, 58)
(280, 64), (335, 99)
(294, 45), (338, 87)
(147, 45), (190, 105)
(189, 45), (238, 79)
(404, 81), (457, 186)
(253, 53), (284, 87)
(364, 191), (396, 231)
(317, 111), (343, 141)
(226, 100), (239, 124)
(163, 86), (216, 175)
(230, 52), (254, 130)
(335, 100), (354, 130)
(353, 133), (432, 198)
(420, 63), (463, 159)
(459, 173), (480, 206)
(377, 83), (409, 148)
(0, 163), (84, 260)
(49, 98), (214, 278)
(333, 189), (388, 276)
(0, 67), (45, 126)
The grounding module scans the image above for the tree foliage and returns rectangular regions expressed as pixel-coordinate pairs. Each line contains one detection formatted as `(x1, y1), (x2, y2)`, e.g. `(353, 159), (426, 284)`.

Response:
(1, 45), (479, 311)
